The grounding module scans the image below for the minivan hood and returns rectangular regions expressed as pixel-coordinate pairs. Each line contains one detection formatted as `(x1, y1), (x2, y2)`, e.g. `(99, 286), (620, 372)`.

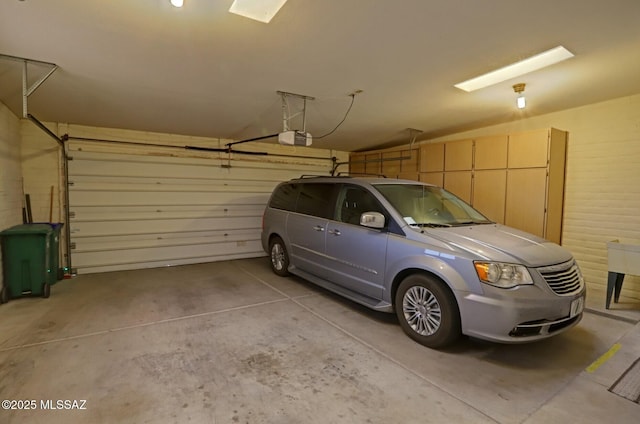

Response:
(422, 224), (572, 267)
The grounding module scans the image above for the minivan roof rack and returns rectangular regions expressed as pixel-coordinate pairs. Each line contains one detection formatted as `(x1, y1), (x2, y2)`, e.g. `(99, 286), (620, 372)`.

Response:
(338, 172), (387, 178)
(297, 174), (348, 179)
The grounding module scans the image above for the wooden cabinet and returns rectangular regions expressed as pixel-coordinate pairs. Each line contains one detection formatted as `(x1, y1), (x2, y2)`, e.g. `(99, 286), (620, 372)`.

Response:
(442, 140), (473, 201)
(419, 143), (444, 172)
(425, 129), (565, 243)
(351, 128), (567, 244)
(397, 149), (419, 180)
(444, 139), (473, 171)
(419, 172), (443, 187)
(503, 128), (567, 244)
(349, 153), (366, 174)
(444, 171), (472, 203)
(508, 129), (549, 168)
(475, 135), (508, 170)
(473, 170), (507, 223)
(419, 143), (444, 186)
(504, 168), (547, 237)
(349, 146), (417, 178)
(472, 135), (509, 223)
(366, 153), (382, 175)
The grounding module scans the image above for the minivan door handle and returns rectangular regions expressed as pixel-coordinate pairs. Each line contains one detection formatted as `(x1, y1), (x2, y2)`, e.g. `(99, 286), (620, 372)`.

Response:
(328, 229), (341, 236)
(313, 225), (325, 232)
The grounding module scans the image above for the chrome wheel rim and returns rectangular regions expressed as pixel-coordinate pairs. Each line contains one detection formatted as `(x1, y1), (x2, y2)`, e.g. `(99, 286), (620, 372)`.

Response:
(271, 243), (285, 271)
(403, 286), (441, 336)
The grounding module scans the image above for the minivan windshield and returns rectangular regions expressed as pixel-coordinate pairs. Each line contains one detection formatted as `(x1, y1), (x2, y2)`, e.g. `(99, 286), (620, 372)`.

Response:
(373, 183), (492, 228)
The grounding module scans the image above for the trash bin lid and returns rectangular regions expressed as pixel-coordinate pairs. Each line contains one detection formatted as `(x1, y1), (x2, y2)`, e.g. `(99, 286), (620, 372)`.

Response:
(0, 223), (53, 236)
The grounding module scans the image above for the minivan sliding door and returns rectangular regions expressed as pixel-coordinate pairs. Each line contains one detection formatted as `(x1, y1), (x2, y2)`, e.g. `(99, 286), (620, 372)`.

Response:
(286, 183), (337, 280)
(324, 185), (388, 299)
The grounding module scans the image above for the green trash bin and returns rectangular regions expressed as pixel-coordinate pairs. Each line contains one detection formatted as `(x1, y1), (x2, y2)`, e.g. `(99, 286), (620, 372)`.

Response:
(34, 222), (64, 284)
(50, 223), (64, 284)
(0, 223), (53, 303)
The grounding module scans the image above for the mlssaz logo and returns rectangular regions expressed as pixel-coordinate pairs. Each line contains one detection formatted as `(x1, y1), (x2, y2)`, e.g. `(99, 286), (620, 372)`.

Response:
(40, 400), (87, 410)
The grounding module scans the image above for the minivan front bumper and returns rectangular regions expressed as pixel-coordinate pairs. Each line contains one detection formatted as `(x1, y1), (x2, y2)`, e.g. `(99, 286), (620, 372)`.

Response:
(458, 285), (586, 344)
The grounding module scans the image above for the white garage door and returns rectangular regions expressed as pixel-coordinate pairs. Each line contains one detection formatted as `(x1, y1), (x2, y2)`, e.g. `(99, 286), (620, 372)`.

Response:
(67, 139), (340, 274)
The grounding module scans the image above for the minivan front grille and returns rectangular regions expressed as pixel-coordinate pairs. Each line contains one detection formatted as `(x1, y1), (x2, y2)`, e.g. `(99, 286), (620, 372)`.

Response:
(537, 261), (584, 295)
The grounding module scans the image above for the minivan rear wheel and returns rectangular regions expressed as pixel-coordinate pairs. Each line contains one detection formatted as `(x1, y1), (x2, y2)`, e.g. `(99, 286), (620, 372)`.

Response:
(395, 274), (461, 348)
(269, 236), (290, 277)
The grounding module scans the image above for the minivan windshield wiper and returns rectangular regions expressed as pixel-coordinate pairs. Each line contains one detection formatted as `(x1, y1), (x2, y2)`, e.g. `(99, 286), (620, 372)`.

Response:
(451, 220), (493, 226)
(413, 222), (453, 228)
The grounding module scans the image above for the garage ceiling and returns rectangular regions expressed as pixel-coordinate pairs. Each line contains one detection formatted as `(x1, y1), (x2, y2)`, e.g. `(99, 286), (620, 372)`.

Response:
(1, 0), (640, 151)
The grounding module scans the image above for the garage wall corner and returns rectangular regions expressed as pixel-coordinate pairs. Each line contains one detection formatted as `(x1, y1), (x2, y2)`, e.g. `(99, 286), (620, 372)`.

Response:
(0, 101), (24, 290)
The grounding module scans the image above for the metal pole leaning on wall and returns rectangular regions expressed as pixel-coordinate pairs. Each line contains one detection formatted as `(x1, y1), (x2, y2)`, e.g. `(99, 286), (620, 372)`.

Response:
(62, 140), (73, 275)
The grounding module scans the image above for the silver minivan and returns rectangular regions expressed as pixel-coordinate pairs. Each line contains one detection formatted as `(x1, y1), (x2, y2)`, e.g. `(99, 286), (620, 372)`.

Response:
(261, 176), (586, 348)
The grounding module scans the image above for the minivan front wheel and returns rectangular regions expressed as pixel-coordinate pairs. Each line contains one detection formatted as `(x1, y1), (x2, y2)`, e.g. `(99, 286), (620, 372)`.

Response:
(395, 274), (461, 348)
(269, 236), (290, 277)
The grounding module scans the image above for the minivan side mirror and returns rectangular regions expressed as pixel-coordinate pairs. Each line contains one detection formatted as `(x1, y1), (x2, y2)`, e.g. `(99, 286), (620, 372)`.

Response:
(360, 212), (385, 229)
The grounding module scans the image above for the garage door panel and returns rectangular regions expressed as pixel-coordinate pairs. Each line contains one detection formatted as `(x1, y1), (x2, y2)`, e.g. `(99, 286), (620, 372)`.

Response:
(68, 146), (335, 274)
(69, 159), (223, 180)
(72, 240), (263, 273)
(71, 204), (265, 221)
(75, 252), (262, 275)
(69, 178), (279, 193)
(73, 229), (258, 251)
(68, 150), (326, 181)
(69, 190), (270, 207)
(72, 216), (260, 237)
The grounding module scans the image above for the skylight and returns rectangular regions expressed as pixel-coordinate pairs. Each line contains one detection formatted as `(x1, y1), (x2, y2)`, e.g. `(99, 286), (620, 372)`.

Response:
(454, 46), (574, 92)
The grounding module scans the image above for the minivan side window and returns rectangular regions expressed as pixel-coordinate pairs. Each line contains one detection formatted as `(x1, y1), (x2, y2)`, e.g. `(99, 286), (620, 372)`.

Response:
(269, 183), (299, 211)
(296, 183), (335, 219)
(336, 186), (385, 226)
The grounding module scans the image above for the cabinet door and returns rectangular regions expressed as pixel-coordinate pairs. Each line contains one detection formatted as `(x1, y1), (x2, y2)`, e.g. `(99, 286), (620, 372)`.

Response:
(398, 171), (419, 181)
(420, 172), (444, 187)
(508, 129), (549, 168)
(400, 149), (419, 174)
(366, 153), (382, 175)
(419, 143), (444, 172)
(475, 135), (508, 170)
(381, 152), (399, 178)
(505, 168), (547, 238)
(546, 130), (568, 244)
(445, 140), (473, 171)
(444, 171), (472, 203)
(473, 170), (507, 223)
(350, 153), (366, 174)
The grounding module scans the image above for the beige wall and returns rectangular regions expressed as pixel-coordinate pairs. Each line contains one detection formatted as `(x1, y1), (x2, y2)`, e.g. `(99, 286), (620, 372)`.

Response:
(0, 102), (23, 290)
(20, 121), (64, 224)
(0, 103), (22, 226)
(426, 93), (640, 297)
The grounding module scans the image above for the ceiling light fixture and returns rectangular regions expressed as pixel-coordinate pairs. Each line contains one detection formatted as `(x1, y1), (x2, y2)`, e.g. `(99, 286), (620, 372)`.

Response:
(454, 46), (574, 92)
(170, 0), (184, 7)
(229, 0), (288, 23)
(513, 83), (526, 109)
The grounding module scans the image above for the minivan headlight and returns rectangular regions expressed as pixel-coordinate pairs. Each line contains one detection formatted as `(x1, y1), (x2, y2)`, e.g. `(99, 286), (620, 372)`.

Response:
(474, 261), (533, 288)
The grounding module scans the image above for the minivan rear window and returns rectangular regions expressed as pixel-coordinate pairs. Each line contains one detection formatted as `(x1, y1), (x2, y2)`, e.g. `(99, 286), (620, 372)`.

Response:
(296, 183), (335, 219)
(269, 183), (298, 211)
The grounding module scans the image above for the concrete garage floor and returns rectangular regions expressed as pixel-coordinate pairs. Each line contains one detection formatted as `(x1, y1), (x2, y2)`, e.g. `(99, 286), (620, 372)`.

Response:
(1, 258), (639, 424)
